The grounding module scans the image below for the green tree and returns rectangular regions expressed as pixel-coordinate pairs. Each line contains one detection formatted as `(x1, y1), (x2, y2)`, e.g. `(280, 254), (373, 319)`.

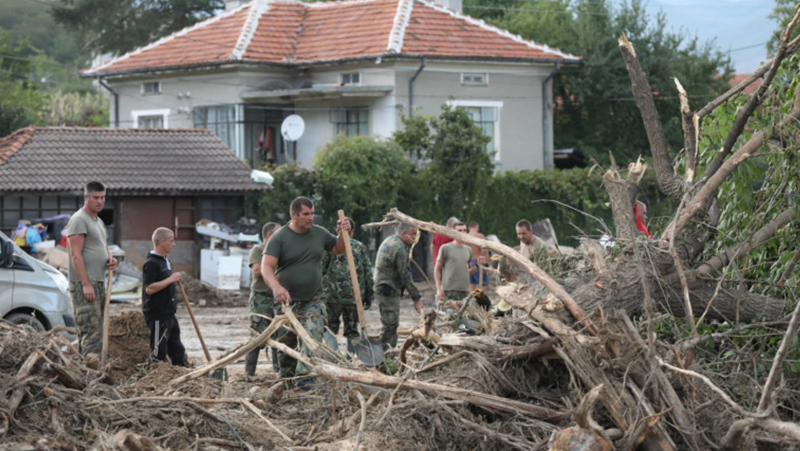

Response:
(394, 105), (494, 224)
(494, 0), (733, 166)
(252, 164), (319, 227)
(313, 136), (413, 240)
(768, 0), (799, 54)
(51, 0), (224, 56)
(0, 0), (83, 65)
(0, 31), (43, 136)
(41, 90), (109, 127)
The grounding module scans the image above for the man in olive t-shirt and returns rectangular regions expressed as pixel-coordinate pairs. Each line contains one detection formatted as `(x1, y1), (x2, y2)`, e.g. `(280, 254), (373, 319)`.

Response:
(260, 196), (350, 388)
(66, 181), (117, 363)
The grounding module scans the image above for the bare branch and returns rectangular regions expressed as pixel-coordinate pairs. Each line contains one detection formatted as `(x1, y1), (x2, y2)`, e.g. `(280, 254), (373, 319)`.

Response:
(674, 84), (800, 234)
(674, 78), (697, 181)
(757, 294), (800, 412)
(618, 34), (684, 199)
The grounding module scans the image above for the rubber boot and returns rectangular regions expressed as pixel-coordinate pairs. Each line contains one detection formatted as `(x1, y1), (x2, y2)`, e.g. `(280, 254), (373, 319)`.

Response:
(244, 347), (259, 377)
(271, 347), (279, 373)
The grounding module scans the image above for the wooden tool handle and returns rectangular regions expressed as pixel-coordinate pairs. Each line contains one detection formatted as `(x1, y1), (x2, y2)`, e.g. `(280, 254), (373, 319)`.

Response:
(177, 279), (212, 362)
(338, 210), (366, 329)
(101, 267), (114, 367)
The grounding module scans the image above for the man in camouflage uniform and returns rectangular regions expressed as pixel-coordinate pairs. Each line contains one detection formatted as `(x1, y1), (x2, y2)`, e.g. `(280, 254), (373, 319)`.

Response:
(244, 222), (280, 377)
(373, 223), (423, 350)
(321, 217), (374, 352)
(66, 181), (118, 368)
(261, 197), (351, 390)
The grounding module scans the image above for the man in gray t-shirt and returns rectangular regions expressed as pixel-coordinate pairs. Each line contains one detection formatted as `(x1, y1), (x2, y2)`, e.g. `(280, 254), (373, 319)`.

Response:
(435, 222), (473, 304)
(260, 196), (350, 389)
(66, 181), (117, 363)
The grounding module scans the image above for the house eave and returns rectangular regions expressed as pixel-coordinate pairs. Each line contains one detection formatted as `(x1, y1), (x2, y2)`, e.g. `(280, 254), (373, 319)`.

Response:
(241, 84), (394, 101)
(82, 53), (583, 79)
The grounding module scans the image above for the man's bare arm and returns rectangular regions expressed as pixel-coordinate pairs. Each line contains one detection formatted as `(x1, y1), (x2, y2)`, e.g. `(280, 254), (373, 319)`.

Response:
(68, 234), (95, 303)
(260, 254), (290, 304)
(145, 273), (181, 295)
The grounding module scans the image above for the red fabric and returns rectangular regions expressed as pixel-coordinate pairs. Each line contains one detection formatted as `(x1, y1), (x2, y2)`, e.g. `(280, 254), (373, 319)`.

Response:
(634, 209), (652, 239)
(432, 233), (454, 263)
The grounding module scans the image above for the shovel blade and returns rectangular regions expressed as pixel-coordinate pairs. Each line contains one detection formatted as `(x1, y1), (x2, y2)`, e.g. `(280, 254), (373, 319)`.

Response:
(351, 332), (384, 366)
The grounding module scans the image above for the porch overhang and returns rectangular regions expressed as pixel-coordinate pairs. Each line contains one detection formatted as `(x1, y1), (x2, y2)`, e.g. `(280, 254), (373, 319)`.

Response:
(240, 84), (394, 102)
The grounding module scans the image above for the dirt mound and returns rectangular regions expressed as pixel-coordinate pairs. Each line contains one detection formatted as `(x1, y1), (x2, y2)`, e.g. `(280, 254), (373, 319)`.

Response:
(179, 274), (248, 308)
(107, 310), (150, 384)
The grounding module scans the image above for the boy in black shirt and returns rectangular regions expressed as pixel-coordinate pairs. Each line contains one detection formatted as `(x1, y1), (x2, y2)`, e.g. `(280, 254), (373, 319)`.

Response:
(142, 227), (188, 366)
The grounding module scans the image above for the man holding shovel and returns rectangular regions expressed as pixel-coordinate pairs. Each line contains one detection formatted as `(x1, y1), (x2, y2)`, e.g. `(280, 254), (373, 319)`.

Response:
(374, 223), (423, 350)
(66, 181), (117, 368)
(260, 196), (351, 389)
(244, 221), (280, 377)
(142, 227), (188, 367)
(321, 217), (374, 353)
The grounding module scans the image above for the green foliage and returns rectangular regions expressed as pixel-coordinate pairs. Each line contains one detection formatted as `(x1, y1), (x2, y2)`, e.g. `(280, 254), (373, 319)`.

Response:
(51, 0), (224, 56)
(469, 167), (675, 246)
(252, 164), (319, 227)
(493, 0), (733, 166)
(312, 136), (412, 240)
(41, 91), (109, 127)
(768, 0), (800, 54)
(0, 0), (83, 65)
(394, 105), (494, 224)
(697, 53), (800, 299)
(0, 30), (44, 136)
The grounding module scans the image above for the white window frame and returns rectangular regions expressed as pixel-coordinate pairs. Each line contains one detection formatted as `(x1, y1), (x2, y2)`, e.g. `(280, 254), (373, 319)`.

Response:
(460, 72), (488, 87)
(132, 108), (170, 129)
(340, 72), (361, 85)
(447, 100), (502, 161)
(141, 81), (161, 96)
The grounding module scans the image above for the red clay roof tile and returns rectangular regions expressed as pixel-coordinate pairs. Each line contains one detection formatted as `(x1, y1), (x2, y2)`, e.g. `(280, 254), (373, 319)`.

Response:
(84, 0), (580, 76)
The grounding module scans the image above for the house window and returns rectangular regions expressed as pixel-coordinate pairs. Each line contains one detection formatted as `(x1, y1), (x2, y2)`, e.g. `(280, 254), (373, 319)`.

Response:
(142, 82), (161, 95)
(330, 108), (368, 136)
(132, 108), (169, 129)
(448, 100), (502, 158)
(461, 73), (488, 87)
(138, 115), (164, 129)
(194, 105), (241, 152)
(341, 73), (360, 85)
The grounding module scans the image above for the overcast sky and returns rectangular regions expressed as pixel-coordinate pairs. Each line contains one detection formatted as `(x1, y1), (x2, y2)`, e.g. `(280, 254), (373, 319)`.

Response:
(637, 0), (776, 74)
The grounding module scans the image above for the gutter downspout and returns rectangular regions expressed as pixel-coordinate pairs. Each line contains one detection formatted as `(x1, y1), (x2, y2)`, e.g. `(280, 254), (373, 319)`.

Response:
(541, 62), (560, 169)
(408, 58), (426, 118)
(97, 78), (119, 128)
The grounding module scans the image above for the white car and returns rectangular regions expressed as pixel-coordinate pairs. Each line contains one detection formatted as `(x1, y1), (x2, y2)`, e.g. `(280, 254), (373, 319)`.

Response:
(0, 230), (75, 331)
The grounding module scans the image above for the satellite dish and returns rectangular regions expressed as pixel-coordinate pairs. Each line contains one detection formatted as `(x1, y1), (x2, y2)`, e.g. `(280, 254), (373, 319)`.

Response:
(281, 114), (305, 142)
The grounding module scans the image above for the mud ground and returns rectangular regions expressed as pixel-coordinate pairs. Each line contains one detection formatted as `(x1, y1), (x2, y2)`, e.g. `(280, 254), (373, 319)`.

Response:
(110, 282), (443, 376)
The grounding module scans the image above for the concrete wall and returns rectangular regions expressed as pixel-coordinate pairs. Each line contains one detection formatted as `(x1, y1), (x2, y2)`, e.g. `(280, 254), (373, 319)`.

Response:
(107, 61), (558, 171)
(121, 240), (195, 274)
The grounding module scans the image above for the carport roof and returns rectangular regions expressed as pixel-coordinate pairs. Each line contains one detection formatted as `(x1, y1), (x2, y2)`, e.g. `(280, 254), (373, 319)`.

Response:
(0, 127), (269, 195)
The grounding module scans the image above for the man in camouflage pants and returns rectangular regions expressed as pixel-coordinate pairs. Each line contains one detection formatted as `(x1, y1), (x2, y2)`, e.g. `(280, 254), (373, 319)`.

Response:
(373, 223), (423, 350)
(244, 222), (280, 377)
(260, 197), (351, 390)
(321, 217), (374, 353)
(66, 181), (118, 369)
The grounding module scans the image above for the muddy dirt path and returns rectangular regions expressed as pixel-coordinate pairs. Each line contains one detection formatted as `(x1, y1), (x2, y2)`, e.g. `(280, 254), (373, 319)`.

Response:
(110, 285), (437, 376)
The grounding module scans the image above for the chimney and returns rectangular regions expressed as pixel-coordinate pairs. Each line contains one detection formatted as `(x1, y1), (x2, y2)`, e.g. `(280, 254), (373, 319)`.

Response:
(431, 0), (462, 13)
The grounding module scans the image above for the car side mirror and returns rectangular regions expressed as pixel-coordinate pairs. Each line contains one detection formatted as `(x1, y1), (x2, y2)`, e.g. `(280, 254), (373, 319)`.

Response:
(1, 240), (14, 268)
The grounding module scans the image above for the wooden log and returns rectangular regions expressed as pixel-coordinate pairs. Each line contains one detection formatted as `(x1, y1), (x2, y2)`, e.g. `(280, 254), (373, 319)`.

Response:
(170, 317), (287, 386)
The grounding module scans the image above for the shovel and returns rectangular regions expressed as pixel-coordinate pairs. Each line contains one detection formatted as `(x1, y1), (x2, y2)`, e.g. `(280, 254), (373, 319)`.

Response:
(338, 210), (384, 366)
(177, 279), (227, 380)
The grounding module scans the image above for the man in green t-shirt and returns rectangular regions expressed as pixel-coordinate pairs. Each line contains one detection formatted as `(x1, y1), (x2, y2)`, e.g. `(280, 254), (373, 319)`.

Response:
(435, 222), (474, 305)
(260, 196), (350, 389)
(244, 222), (280, 377)
(66, 181), (118, 366)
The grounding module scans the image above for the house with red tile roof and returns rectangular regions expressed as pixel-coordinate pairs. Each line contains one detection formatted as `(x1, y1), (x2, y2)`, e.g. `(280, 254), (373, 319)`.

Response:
(82, 0), (581, 171)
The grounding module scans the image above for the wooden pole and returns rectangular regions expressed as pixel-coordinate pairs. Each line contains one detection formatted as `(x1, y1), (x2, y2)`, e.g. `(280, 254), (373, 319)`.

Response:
(100, 267), (113, 367)
(177, 280), (212, 362)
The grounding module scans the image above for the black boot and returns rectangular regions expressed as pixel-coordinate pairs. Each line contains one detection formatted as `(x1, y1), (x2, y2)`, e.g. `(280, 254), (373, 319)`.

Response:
(245, 347), (260, 377)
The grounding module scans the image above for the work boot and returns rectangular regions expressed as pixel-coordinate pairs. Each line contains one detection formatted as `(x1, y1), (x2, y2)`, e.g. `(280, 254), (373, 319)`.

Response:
(270, 347), (279, 373)
(244, 348), (259, 377)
